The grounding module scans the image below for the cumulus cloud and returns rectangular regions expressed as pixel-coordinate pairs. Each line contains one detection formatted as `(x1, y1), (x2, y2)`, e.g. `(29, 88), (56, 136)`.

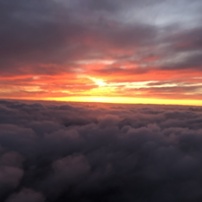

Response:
(0, 100), (202, 201)
(0, 166), (23, 197)
(5, 188), (45, 202)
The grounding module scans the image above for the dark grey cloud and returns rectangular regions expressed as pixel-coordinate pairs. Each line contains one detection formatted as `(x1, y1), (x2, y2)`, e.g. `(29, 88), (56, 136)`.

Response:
(173, 27), (202, 52)
(157, 26), (202, 71)
(1, 0), (202, 76)
(0, 0), (88, 75)
(0, 100), (202, 201)
(158, 51), (202, 71)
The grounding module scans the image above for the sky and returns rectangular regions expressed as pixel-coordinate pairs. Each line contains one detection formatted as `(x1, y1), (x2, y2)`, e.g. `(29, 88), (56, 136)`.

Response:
(1, 0), (202, 105)
(1, 100), (202, 202)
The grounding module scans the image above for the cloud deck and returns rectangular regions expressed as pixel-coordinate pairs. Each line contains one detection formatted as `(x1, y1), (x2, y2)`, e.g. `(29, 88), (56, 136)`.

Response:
(0, 100), (202, 201)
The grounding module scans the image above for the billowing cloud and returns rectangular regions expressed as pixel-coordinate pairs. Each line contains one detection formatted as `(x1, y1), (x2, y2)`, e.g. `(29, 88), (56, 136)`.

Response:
(5, 188), (45, 202)
(0, 100), (202, 201)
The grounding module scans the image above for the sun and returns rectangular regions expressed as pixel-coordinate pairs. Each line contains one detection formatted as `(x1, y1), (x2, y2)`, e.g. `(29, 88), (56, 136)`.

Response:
(94, 79), (107, 87)
(88, 77), (107, 87)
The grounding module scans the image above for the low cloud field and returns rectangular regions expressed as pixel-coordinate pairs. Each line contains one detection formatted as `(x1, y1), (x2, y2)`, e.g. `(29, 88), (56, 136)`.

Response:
(0, 100), (202, 202)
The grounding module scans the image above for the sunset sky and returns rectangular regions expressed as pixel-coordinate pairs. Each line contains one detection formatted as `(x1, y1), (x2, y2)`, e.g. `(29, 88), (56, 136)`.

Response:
(1, 0), (202, 105)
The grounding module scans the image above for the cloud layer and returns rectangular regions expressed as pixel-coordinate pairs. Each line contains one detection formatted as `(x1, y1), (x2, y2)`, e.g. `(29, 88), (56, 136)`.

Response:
(0, 100), (202, 201)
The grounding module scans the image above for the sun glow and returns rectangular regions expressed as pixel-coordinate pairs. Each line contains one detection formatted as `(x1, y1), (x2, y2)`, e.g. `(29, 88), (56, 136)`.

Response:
(88, 77), (107, 87)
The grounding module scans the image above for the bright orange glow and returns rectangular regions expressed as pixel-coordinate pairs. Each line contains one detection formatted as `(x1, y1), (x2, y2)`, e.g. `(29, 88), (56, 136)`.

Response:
(1, 62), (202, 106)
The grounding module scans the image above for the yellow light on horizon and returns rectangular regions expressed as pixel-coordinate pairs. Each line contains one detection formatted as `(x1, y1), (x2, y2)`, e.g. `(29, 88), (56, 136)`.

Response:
(44, 96), (202, 106)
